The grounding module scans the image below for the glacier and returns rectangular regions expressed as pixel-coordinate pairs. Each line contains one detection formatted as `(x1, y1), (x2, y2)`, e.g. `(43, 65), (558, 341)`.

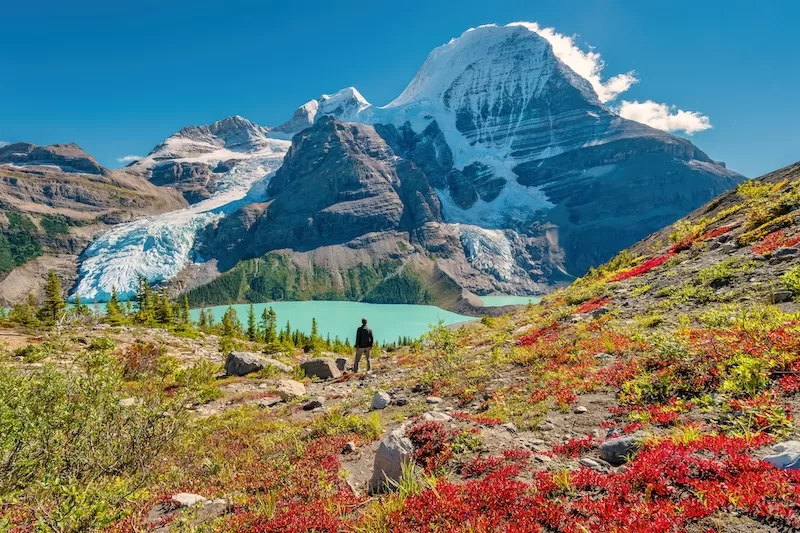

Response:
(73, 140), (290, 301)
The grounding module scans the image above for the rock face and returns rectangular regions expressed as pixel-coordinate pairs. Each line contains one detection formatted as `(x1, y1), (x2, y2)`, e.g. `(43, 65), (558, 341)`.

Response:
(0, 142), (106, 175)
(300, 357), (342, 380)
(150, 161), (220, 204)
(368, 429), (415, 493)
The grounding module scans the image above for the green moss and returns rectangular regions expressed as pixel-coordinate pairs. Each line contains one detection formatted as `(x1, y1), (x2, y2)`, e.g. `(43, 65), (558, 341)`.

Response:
(0, 211), (42, 273)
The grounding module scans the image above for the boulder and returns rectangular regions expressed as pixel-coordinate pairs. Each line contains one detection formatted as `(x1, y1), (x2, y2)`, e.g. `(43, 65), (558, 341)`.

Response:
(300, 357), (342, 380)
(368, 429), (415, 493)
(771, 290), (794, 304)
(764, 441), (800, 470)
(599, 435), (640, 466)
(225, 351), (292, 376)
(276, 379), (306, 401)
(371, 391), (392, 410)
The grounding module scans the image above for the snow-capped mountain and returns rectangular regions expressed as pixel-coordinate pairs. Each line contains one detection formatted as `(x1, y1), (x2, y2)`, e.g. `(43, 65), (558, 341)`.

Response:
(69, 22), (742, 307)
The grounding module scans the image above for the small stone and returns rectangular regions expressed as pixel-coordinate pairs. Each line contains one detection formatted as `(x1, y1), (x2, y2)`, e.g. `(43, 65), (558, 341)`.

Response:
(774, 247), (799, 259)
(276, 379), (306, 401)
(343, 441), (357, 454)
(579, 457), (604, 470)
(394, 397), (409, 406)
(501, 422), (518, 433)
(537, 421), (555, 431)
(172, 493), (208, 507)
(119, 397), (139, 408)
(426, 396), (442, 404)
(770, 290), (794, 304)
(254, 396), (281, 408)
(533, 454), (552, 463)
(302, 396), (325, 411)
(335, 358), (348, 372)
(599, 435), (640, 466)
(423, 411), (452, 422)
(590, 307), (610, 318)
(371, 391), (392, 410)
(594, 352), (612, 360)
(529, 438), (546, 445)
(574, 406), (588, 414)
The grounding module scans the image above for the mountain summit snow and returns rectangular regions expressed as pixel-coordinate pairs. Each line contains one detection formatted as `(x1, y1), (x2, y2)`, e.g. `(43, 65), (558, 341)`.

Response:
(62, 22), (741, 307)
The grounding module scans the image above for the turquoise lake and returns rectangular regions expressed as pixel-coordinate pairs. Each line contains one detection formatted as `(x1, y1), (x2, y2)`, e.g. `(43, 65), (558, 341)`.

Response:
(190, 301), (476, 344)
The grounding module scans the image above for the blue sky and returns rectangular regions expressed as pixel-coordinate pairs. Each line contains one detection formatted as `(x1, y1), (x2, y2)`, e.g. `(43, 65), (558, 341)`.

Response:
(0, 0), (797, 177)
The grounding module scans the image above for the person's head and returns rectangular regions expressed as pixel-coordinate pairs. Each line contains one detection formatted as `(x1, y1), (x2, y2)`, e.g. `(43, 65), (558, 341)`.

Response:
(361, 318), (367, 326)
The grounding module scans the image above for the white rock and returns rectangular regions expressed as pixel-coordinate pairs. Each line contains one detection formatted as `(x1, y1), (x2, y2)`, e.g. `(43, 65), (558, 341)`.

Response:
(574, 406), (588, 414)
(172, 493), (207, 507)
(422, 411), (452, 422)
(426, 396), (443, 404)
(276, 379), (306, 401)
(764, 441), (800, 470)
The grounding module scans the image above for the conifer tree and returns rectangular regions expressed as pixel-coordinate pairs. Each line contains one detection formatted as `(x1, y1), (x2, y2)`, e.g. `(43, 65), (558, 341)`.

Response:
(198, 307), (208, 330)
(246, 304), (257, 341)
(105, 287), (125, 325)
(72, 292), (89, 316)
(181, 294), (191, 324)
(221, 305), (241, 338)
(156, 288), (173, 325)
(40, 270), (65, 325)
(266, 307), (278, 343)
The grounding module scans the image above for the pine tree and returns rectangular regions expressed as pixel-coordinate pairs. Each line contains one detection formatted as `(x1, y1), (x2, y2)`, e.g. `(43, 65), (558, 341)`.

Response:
(181, 294), (191, 324)
(266, 307), (278, 343)
(40, 270), (65, 325)
(73, 292), (89, 316)
(221, 305), (241, 338)
(246, 304), (257, 341)
(105, 287), (125, 325)
(155, 288), (173, 325)
(198, 307), (208, 330)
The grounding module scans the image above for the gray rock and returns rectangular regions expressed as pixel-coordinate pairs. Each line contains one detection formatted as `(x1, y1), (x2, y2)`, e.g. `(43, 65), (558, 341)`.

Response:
(771, 290), (794, 304)
(578, 457), (604, 470)
(225, 351), (292, 376)
(764, 441), (800, 470)
(371, 391), (392, 410)
(537, 421), (555, 431)
(254, 396), (281, 408)
(147, 493), (229, 532)
(343, 441), (357, 454)
(594, 352), (613, 360)
(335, 357), (348, 372)
(426, 396), (443, 404)
(533, 454), (552, 463)
(502, 422), (518, 433)
(422, 411), (452, 422)
(368, 430), (415, 493)
(276, 379), (306, 401)
(574, 406), (588, 414)
(599, 435), (640, 466)
(300, 357), (342, 380)
(774, 247), (799, 259)
(590, 307), (610, 318)
(394, 397), (409, 406)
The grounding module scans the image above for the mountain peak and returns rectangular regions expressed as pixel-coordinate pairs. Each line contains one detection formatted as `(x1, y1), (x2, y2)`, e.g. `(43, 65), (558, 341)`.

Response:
(0, 141), (106, 175)
(386, 23), (598, 110)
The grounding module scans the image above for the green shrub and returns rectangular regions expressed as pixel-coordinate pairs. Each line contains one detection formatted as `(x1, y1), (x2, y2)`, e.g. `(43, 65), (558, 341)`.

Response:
(0, 355), (186, 530)
(88, 336), (116, 352)
(783, 266), (800, 297)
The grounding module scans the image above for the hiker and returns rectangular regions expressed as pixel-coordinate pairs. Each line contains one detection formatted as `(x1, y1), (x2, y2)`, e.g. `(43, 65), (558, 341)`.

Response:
(353, 317), (374, 373)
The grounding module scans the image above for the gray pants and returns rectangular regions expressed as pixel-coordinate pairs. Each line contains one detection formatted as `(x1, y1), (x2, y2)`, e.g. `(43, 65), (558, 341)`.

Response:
(353, 347), (372, 372)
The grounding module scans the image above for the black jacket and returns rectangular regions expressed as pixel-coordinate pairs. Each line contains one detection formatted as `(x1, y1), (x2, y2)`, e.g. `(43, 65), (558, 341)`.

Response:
(355, 325), (374, 348)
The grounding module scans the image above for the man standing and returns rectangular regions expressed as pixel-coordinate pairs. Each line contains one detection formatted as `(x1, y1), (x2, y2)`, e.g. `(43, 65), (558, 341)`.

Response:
(353, 317), (374, 373)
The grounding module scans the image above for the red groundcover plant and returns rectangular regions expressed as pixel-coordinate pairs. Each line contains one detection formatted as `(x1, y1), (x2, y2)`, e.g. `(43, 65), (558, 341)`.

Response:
(575, 296), (610, 314)
(386, 434), (800, 533)
(752, 229), (800, 255)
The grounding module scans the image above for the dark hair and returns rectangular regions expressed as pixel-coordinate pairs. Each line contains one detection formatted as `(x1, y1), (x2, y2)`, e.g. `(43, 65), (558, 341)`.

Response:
(361, 318), (367, 325)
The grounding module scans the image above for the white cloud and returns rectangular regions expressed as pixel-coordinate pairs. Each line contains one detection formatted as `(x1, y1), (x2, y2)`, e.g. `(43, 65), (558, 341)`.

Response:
(116, 154), (142, 163)
(508, 22), (638, 103)
(616, 100), (712, 134)
(0, 141), (9, 148)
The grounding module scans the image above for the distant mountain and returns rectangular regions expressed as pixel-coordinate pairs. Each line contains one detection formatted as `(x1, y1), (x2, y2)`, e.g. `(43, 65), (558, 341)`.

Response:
(5, 23), (743, 309)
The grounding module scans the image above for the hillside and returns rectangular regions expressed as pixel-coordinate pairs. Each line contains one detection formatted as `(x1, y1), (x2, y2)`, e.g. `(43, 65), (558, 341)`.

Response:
(2, 161), (800, 531)
(0, 143), (187, 304)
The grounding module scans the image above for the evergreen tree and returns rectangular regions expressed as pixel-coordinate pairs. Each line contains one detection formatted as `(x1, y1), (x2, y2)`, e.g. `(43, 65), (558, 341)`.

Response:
(198, 307), (208, 330)
(221, 305), (241, 338)
(156, 288), (173, 325)
(72, 292), (89, 316)
(266, 307), (278, 343)
(135, 277), (156, 325)
(39, 270), (65, 325)
(246, 304), (257, 341)
(105, 287), (125, 325)
(180, 294), (191, 324)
